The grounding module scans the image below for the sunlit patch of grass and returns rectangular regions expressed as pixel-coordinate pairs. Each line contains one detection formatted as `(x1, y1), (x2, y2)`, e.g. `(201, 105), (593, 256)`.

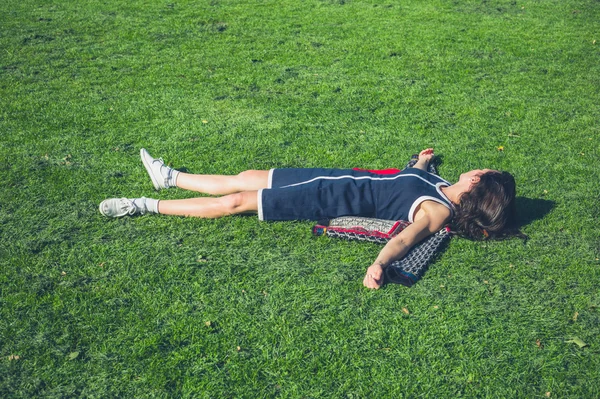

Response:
(1, 0), (599, 397)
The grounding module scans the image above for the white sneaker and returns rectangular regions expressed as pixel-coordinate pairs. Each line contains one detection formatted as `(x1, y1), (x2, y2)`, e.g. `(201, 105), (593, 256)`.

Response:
(140, 148), (178, 190)
(99, 198), (145, 217)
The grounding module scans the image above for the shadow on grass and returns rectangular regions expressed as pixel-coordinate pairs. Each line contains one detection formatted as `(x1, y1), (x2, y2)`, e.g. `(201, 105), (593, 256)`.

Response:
(515, 197), (555, 229)
(388, 197), (554, 287)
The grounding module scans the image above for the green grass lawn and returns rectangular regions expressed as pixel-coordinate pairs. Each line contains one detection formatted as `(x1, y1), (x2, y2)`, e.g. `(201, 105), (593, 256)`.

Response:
(1, 0), (599, 397)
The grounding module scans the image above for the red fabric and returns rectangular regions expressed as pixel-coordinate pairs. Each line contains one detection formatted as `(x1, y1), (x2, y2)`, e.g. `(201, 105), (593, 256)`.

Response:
(352, 167), (402, 175)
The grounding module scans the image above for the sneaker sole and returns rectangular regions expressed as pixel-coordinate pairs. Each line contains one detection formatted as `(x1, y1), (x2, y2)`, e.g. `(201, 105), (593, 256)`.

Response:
(99, 198), (136, 217)
(140, 148), (162, 191)
(99, 199), (125, 217)
(99, 200), (108, 216)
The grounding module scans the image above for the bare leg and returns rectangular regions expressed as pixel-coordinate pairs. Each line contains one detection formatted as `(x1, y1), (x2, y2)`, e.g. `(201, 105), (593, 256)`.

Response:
(176, 170), (269, 195)
(157, 191), (258, 218)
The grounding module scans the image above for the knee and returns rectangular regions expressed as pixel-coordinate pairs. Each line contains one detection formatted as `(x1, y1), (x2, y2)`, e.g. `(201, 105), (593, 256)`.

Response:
(237, 170), (260, 181)
(220, 193), (246, 214)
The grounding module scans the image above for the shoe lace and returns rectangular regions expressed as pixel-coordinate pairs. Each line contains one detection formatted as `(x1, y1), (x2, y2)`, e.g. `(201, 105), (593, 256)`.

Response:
(121, 199), (138, 216)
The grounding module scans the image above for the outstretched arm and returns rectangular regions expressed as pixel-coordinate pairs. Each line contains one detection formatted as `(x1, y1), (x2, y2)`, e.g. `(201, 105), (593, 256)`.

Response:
(363, 202), (449, 289)
(412, 148), (434, 171)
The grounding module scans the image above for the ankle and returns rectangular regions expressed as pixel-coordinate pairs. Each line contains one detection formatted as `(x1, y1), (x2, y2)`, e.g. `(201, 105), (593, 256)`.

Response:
(168, 169), (180, 188)
(131, 197), (159, 214)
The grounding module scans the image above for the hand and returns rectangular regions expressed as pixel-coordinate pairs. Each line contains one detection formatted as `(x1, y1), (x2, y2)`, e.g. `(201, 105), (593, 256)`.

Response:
(418, 148), (434, 163)
(363, 263), (384, 289)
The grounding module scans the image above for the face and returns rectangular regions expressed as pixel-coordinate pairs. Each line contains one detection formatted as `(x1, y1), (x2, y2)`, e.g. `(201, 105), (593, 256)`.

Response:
(459, 169), (494, 180)
(458, 169), (498, 191)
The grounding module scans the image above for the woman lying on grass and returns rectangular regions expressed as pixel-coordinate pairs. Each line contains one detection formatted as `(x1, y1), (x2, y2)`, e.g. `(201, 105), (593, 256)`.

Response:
(100, 148), (517, 289)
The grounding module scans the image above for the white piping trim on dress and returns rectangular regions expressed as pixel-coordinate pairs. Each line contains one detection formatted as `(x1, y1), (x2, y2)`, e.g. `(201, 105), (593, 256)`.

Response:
(257, 189), (264, 221)
(432, 174), (451, 186)
(435, 182), (455, 215)
(280, 173), (448, 189)
(267, 169), (274, 189)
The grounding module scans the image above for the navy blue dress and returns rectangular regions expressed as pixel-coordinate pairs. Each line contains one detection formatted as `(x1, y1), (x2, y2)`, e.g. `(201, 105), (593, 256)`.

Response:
(258, 167), (454, 222)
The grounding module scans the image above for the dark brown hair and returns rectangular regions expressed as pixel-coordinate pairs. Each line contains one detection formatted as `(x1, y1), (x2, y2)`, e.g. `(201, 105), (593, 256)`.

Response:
(452, 171), (518, 240)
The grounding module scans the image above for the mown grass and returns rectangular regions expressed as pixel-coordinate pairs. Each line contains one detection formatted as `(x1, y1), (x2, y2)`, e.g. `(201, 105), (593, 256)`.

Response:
(1, 0), (599, 397)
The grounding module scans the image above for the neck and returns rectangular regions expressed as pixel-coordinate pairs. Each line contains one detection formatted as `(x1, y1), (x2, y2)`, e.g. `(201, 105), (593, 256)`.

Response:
(440, 185), (464, 205)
